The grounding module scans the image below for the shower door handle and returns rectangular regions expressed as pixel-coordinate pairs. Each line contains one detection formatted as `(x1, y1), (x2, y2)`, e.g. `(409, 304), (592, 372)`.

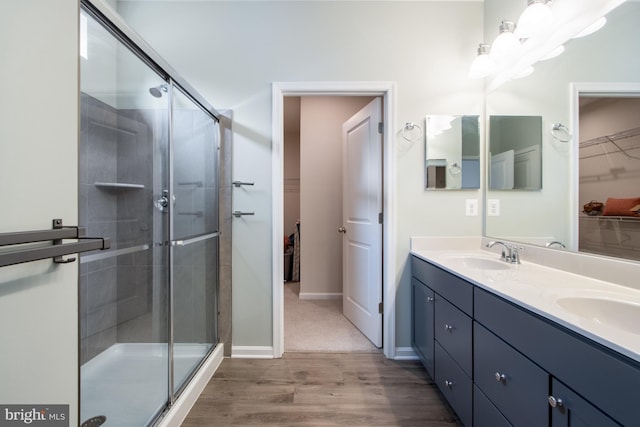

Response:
(169, 232), (220, 248)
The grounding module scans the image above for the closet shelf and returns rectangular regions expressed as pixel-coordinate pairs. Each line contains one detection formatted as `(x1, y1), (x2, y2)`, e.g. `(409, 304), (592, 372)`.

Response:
(580, 215), (640, 224)
(579, 126), (640, 160)
(94, 182), (145, 190)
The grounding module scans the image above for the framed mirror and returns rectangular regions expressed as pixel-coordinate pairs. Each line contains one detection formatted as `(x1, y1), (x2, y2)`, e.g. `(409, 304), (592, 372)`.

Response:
(483, 0), (640, 255)
(488, 115), (542, 190)
(425, 115), (480, 190)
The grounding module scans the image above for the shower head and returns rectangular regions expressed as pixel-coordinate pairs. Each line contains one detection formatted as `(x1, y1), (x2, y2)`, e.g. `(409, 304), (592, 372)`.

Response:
(149, 83), (168, 98)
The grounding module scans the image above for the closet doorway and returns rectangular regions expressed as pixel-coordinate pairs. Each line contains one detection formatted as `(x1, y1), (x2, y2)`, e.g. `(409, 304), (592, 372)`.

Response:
(283, 95), (379, 353)
(272, 82), (398, 359)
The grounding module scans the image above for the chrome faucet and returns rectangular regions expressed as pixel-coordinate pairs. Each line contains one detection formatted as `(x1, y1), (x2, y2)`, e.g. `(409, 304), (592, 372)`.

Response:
(486, 241), (521, 264)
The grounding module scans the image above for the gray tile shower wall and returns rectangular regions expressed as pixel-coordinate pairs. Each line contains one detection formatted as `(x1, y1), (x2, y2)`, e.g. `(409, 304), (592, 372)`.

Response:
(79, 94), (167, 364)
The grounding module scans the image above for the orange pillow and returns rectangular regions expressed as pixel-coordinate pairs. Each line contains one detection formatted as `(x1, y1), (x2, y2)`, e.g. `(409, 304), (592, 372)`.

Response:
(602, 197), (640, 216)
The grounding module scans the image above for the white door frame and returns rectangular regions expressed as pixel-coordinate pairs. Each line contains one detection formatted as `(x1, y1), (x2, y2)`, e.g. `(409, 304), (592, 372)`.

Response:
(272, 81), (397, 359)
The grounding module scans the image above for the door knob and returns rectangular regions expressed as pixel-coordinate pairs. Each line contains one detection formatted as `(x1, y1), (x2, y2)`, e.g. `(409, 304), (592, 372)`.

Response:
(338, 227), (346, 233)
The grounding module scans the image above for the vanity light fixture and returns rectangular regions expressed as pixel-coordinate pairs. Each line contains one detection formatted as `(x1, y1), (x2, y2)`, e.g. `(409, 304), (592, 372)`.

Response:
(515, 0), (553, 39)
(469, 43), (496, 79)
(490, 20), (520, 60)
(539, 44), (565, 61)
(573, 16), (607, 38)
(512, 66), (534, 79)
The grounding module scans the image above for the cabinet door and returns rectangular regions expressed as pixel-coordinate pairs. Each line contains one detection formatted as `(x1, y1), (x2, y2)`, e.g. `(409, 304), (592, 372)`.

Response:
(412, 277), (435, 377)
(550, 379), (620, 427)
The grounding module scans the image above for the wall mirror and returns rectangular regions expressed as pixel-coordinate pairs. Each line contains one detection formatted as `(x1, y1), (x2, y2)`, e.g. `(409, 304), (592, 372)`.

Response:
(425, 115), (480, 190)
(483, 0), (640, 256)
(488, 115), (542, 190)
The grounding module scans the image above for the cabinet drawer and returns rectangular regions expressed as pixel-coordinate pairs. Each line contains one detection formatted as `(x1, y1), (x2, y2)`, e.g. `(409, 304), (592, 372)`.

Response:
(475, 288), (640, 426)
(412, 277), (435, 377)
(435, 342), (472, 427)
(474, 385), (512, 427)
(474, 322), (548, 427)
(435, 296), (472, 376)
(411, 256), (473, 315)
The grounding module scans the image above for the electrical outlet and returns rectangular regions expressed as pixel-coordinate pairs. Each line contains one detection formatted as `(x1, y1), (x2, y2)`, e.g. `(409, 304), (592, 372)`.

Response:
(465, 199), (478, 216)
(488, 199), (500, 216)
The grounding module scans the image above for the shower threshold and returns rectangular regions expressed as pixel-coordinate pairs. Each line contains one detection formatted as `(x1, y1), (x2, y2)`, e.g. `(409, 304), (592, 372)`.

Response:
(81, 342), (211, 427)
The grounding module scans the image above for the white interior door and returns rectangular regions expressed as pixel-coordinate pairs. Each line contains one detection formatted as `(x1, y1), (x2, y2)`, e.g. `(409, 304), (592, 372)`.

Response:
(341, 98), (382, 347)
(514, 144), (541, 189)
(490, 149), (515, 190)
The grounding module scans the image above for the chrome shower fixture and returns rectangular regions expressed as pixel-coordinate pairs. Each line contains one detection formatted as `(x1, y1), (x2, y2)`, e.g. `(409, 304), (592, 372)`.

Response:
(149, 83), (168, 98)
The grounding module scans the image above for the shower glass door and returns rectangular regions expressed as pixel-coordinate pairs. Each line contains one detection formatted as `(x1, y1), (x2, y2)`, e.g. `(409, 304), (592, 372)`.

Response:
(80, 8), (170, 427)
(80, 7), (220, 426)
(170, 86), (219, 394)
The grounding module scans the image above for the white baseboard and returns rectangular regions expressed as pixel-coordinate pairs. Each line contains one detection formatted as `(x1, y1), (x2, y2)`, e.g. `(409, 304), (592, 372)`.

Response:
(157, 343), (224, 427)
(394, 346), (419, 360)
(231, 345), (275, 359)
(299, 292), (343, 300)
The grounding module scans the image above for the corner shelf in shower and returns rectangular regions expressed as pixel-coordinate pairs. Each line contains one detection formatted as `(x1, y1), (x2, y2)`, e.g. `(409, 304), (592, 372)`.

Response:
(94, 182), (145, 190)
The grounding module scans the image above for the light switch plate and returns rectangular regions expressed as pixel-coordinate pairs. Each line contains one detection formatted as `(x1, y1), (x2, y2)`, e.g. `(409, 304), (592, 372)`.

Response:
(488, 199), (500, 216)
(465, 199), (478, 216)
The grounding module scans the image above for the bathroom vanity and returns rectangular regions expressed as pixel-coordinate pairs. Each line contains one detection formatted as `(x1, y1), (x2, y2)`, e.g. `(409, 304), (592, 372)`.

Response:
(411, 242), (640, 426)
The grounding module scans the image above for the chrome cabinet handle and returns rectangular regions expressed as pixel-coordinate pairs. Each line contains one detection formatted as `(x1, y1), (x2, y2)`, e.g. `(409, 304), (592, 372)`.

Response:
(548, 396), (564, 408)
(495, 372), (506, 382)
(444, 380), (453, 388)
(426, 296), (434, 303)
(337, 227), (346, 233)
(444, 324), (453, 332)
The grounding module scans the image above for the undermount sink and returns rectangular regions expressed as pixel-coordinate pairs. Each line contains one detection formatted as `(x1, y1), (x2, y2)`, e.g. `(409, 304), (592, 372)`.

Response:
(557, 296), (640, 335)
(456, 256), (512, 271)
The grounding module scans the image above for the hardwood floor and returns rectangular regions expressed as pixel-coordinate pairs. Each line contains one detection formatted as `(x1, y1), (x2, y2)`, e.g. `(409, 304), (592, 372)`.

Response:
(182, 352), (461, 426)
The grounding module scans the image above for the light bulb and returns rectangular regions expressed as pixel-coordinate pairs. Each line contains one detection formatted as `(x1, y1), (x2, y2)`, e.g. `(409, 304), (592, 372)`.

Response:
(512, 66), (534, 80)
(515, 0), (552, 39)
(490, 21), (520, 60)
(573, 17), (607, 39)
(469, 44), (496, 79)
(539, 45), (565, 61)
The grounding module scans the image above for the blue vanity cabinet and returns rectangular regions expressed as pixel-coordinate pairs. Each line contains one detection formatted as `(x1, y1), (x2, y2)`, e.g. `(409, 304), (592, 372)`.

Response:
(412, 277), (435, 376)
(475, 287), (639, 426)
(411, 256), (473, 426)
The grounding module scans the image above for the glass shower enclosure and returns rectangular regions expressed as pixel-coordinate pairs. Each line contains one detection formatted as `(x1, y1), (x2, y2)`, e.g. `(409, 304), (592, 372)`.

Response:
(79, 6), (219, 426)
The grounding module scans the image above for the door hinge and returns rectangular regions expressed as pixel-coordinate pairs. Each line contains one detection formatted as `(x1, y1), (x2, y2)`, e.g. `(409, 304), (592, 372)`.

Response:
(378, 122), (384, 134)
(378, 212), (383, 224)
(378, 302), (383, 314)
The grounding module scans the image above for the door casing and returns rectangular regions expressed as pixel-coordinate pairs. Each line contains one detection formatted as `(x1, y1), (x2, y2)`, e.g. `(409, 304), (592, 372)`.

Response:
(272, 81), (397, 359)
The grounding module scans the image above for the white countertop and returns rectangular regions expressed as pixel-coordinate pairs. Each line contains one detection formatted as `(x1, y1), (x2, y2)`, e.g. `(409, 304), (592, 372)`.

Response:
(410, 238), (640, 363)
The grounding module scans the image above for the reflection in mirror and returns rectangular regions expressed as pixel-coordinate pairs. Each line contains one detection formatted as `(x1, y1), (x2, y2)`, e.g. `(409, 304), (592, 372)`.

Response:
(484, 0), (640, 254)
(425, 115), (480, 190)
(578, 96), (640, 262)
(488, 116), (542, 190)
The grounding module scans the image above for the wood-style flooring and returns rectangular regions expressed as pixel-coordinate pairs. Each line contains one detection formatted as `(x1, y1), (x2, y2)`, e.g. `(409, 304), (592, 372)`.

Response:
(182, 352), (461, 426)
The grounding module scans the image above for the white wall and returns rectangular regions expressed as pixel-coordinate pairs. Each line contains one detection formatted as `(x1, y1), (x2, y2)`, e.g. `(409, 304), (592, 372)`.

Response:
(299, 96), (374, 296)
(117, 0), (484, 351)
(0, 1), (79, 424)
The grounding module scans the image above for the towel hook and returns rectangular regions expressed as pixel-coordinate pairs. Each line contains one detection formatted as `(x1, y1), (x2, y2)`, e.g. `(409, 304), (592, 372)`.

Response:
(551, 123), (572, 143)
(402, 122), (423, 143)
